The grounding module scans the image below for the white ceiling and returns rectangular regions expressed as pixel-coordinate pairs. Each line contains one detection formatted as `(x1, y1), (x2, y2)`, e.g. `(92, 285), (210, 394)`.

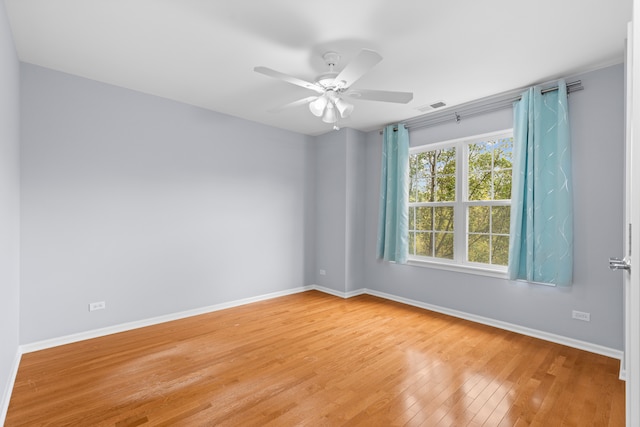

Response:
(4, 0), (633, 136)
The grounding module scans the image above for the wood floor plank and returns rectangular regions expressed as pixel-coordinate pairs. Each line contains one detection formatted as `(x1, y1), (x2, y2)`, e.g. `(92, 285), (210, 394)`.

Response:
(5, 291), (625, 426)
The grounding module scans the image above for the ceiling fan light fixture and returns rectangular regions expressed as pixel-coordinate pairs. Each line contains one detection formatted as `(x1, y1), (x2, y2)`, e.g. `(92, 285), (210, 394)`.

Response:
(309, 96), (327, 117)
(334, 98), (354, 118)
(322, 103), (337, 123)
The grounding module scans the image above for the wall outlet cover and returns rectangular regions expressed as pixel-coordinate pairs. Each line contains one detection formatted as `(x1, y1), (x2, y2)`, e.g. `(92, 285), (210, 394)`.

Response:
(572, 310), (590, 322)
(89, 301), (106, 311)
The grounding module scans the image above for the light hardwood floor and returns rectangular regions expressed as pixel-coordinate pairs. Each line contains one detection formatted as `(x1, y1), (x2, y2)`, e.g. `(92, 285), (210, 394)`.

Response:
(6, 291), (625, 426)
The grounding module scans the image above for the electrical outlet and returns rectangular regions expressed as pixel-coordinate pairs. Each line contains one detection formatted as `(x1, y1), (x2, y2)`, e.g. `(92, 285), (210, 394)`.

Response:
(319, 269), (326, 275)
(572, 310), (590, 322)
(89, 301), (106, 311)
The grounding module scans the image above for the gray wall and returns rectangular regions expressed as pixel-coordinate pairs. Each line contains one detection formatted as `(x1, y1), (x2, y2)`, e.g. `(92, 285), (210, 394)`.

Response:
(345, 129), (366, 293)
(20, 63), (316, 343)
(314, 128), (366, 294)
(13, 56), (626, 355)
(315, 130), (347, 292)
(362, 64), (625, 350)
(0, 0), (21, 417)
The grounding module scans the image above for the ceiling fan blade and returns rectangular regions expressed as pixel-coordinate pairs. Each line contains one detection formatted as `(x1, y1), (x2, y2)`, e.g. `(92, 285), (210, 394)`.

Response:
(254, 66), (324, 93)
(346, 89), (413, 104)
(334, 49), (383, 88)
(268, 96), (318, 112)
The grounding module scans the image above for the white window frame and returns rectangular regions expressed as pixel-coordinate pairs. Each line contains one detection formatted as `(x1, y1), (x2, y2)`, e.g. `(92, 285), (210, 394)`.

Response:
(407, 129), (513, 278)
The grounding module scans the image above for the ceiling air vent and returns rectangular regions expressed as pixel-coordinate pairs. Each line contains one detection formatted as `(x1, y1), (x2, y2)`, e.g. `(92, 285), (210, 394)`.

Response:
(416, 101), (447, 112)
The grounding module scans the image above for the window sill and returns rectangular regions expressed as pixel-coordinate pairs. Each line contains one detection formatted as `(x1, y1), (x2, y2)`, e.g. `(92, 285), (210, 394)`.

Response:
(406, 257), (509, 279)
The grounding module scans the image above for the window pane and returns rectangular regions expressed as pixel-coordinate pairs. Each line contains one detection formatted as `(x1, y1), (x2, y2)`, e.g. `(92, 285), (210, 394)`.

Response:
(415, 206), (433, 231)
(420, 151), (435, 176)
(435, 232), (454, 259)
(415, 232), (433, 257)
(468, 234), (490, 263)
(436, 148), (456, 174)
(494, 137), (513, 166)
(409, 181), (416, 203)
(410, 152), (430, 178)
(436, 174), (456, 201)
(409, 153), (420, 178)
(468, 137), (513, 203)
(468, 206), (490, 233)
(434, 207), (454, 231)
(493, 170), (512, 200)
(492, 206), (511, 234)
(468, 172), (492, 201)
(468, 141), (492, 174)
(492, 235), (510, 266)
(412, 177), (433, 203)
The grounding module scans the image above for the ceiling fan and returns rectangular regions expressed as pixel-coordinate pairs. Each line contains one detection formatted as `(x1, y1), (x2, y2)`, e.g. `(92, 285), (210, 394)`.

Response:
(254, 49), (413, 128)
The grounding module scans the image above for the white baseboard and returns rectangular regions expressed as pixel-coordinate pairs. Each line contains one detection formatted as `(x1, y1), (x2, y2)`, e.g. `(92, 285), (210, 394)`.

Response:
(380, 287), (624, 381)
(19, 284), (625, 376)
(311, 285), (627, 381)
(309, 285), (366, 299)
(21, 286), (314, 354)
(361, 288), (624, 361)
(308, 285), (624, 368)
(0, 350), (22, 426)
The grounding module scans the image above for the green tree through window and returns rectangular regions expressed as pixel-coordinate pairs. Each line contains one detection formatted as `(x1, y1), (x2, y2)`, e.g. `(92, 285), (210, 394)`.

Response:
(409, 148), (456, 259)
(408, 131), (513, 269)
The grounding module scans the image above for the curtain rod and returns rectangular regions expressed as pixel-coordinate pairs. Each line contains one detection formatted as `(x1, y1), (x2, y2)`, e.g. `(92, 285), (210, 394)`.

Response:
(382, 80), (583, 133)
(539, 80), (582, 95)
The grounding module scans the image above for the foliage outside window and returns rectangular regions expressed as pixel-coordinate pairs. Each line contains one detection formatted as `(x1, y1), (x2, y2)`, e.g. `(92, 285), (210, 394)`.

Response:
(408, 130), (513, 270)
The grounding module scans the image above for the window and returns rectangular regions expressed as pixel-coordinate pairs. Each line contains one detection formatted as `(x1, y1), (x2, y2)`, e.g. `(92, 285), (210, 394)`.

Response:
(408, 130), (513, 272)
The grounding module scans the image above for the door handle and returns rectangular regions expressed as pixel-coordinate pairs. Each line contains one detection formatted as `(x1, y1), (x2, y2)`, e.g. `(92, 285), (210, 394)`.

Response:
(609, 257), (631, 271)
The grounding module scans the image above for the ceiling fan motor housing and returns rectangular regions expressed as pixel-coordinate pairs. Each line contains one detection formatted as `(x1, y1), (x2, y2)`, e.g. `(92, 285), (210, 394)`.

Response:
(316, 72), (339, 88)
(323, 51), (340, 68)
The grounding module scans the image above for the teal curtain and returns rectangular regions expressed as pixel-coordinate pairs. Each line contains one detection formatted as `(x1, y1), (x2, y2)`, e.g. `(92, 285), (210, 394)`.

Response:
(508, 80), (573, 286)
(377, 124), (410, 263)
